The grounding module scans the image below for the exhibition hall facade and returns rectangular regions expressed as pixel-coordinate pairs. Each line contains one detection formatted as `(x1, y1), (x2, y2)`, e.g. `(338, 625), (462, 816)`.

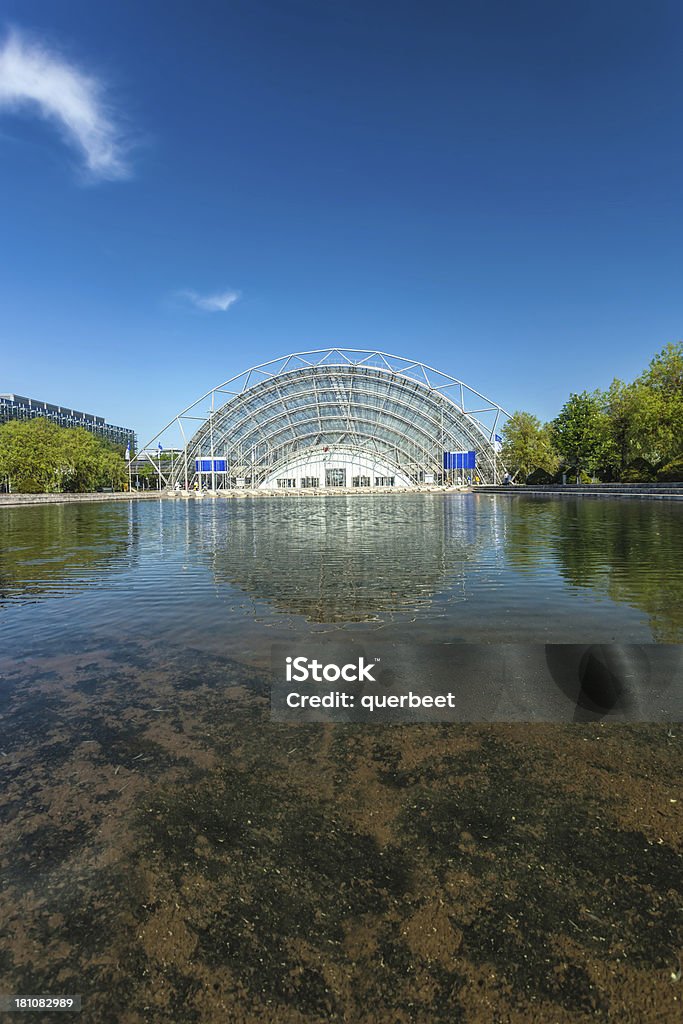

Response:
(143, 349), (508, 490)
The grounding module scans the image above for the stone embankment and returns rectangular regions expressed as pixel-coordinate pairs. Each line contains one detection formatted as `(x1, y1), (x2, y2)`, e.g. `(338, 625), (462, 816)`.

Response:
(476, 483), (683, 501)
(164, 486), (468, 499)
(2, 484), (681, 505)
(0, 492), (163, 507)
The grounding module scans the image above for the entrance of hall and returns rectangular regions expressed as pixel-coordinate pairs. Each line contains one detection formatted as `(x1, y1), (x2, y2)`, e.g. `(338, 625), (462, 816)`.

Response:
(325, 468), (346, 487)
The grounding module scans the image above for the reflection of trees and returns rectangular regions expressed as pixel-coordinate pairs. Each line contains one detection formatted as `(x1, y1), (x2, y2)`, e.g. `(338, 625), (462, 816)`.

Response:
(203, 495), (489, 622)
(504, 498), (683, 642)
(496, 498), (559, 572)
(0, 503), (138, 604)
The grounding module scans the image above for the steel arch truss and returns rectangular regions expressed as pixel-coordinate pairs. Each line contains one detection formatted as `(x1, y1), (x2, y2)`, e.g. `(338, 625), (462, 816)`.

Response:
(138, 349), (509, 488)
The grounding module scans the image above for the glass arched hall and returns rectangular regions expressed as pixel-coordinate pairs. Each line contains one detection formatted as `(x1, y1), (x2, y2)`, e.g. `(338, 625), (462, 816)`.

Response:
(140, 349), (509, 489)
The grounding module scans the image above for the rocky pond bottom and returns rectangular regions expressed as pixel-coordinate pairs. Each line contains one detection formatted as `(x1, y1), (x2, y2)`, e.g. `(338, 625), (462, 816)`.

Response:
(0, 638), (680, 1024)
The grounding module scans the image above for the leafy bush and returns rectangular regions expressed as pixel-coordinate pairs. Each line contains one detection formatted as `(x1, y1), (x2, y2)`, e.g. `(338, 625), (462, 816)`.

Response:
(620, 458), (657, 483)
(525, 468), (554, 484)
(553, 467), (593, 484)
(657, 457), (683, 482)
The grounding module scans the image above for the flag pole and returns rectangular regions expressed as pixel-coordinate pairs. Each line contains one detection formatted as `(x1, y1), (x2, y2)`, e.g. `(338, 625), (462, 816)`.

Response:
(493, 433), (501, 485)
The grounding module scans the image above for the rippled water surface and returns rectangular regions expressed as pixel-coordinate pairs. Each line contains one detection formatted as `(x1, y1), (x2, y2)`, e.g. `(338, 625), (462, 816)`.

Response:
(0, 494), (681, 657)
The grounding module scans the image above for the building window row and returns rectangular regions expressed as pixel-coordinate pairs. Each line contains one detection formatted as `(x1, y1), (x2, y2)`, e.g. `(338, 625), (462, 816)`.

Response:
(273, 473), (397, 489)
(0, 395), (135, 451)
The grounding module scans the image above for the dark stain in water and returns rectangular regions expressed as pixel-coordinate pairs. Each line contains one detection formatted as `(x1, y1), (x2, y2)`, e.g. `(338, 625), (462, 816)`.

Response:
(144, 769), (410, 1013)
(401, 735), (681, 1007)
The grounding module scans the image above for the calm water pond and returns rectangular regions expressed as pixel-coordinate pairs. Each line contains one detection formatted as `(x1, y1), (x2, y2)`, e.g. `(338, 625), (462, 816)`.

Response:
(0, 493), (681, 655)
(0, 494), (681, 1023)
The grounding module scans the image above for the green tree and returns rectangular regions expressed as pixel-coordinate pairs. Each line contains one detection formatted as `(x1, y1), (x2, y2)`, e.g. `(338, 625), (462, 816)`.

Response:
(602, 342), (683, 479)
(134, 462), (157, 488)
(61, 428), (127, 492)
(603, 378), (640, 476)
(0, 418), (66, 492)
(634, 342), (683, 467)
(0, 418), (126, 493)
(552, 391), (611, 482)
(501, 411), (558, 481)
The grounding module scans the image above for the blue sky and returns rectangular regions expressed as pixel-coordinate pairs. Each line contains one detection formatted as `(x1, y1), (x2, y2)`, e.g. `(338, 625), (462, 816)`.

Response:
(1, 0), (682, 446)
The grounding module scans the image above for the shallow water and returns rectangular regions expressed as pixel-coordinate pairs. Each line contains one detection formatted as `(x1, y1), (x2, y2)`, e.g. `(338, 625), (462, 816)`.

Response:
(0, 495), (681, 1022)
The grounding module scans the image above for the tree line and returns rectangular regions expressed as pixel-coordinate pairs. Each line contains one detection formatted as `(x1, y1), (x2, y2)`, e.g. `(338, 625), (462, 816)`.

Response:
(501, 342), (683, 483)
(0, 418), (128, 493)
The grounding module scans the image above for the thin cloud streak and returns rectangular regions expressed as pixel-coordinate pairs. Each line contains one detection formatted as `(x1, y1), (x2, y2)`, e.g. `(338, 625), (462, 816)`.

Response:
(180, 289), (240, 312)
(0, 30), (129, 180)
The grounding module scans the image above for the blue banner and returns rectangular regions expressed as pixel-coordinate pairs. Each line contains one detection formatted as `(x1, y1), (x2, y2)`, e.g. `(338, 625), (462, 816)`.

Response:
(443, 450), (476, 471)
(195, 458), (228, 473)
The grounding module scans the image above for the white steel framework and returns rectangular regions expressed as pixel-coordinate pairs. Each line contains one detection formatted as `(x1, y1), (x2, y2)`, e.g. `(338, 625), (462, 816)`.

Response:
(137, 349), (509, 489)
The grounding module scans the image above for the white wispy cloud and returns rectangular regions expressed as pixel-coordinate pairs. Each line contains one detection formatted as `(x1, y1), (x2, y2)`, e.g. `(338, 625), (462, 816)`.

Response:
(0, 30), (129, 180)
(180, 289), (241, 312)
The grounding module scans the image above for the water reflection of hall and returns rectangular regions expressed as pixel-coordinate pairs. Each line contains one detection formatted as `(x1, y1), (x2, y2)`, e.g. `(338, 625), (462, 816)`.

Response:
(197, 494), (497, 622)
